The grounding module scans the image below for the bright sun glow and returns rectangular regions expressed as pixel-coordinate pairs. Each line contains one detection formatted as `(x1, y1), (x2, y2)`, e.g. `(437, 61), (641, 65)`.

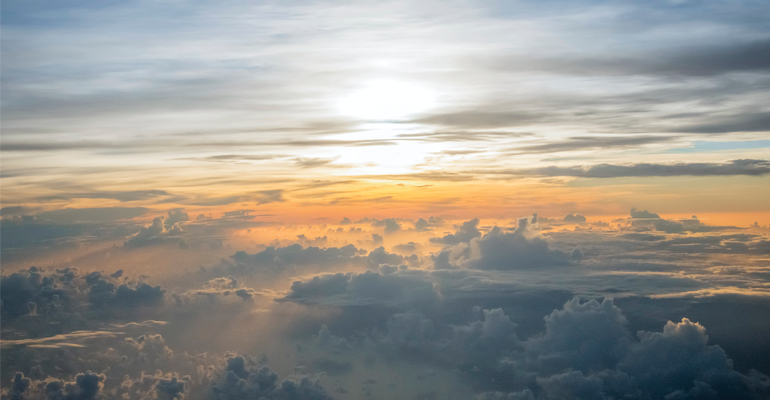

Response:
(337, 80), (435, 120)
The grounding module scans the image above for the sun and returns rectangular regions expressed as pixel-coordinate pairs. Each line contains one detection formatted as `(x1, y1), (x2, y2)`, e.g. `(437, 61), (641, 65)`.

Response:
(336, 80), (435, 121)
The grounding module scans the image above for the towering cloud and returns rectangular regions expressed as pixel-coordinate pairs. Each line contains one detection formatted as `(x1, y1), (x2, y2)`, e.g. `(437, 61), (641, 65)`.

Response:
(433, 216), (572, 270)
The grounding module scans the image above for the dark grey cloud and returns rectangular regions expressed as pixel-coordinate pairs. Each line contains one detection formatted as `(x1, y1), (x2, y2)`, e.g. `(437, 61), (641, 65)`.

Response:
(616, 318), (761, 400)
(3, 350), (333, 400)
(524, 298), (631, 375)
(0, 206), (39, 216)
(513, 159), (770, 178)
(323, 294), (770, 399)
(0, 267), (164, 321)
(212, 356), (332, 400)
(0, 219), (87, 251)
(6, 372), (31, 399)
(382, 312), (439, 351)
(87, 272), (165, 308)
(508, 136), (675, 155)
(502, 39), (770, 78)
(673, 112), (770, 134)
(0, 214), (143, 258)
(44, 370), (106, 400)
(449, 307), (521, 365)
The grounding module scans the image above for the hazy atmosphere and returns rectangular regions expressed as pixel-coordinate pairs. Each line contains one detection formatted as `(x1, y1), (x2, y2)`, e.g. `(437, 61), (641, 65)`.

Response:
(2, 1), (770, 399)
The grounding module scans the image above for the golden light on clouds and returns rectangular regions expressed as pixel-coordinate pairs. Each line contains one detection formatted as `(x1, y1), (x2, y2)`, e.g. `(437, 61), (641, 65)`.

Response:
(2, 2), (770, 398)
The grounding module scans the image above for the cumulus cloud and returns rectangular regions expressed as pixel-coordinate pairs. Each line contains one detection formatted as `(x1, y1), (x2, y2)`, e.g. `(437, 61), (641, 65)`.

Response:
(414, 216), (444, 231)
(0, 267), (164, 321)
(364, 246), (404, 268)
(379, 296), (769, 399)
(449, 308), (521, 365)
(163, 209), (189, 229)
(281, 269), (439, 307)
(383, 312), (439, 351)
(630, 207), (661, 219)
(39, 370), (106, 400)
(433, 216), (572, 270)
(370, 218), (402, 234)
(524, 298), (631, 374)
(212, 355), (332, 400)
(296, 234), (329, 247)
(617, 318), (765, 399)
(174, 276), (262, 304)
(231, 243), (366, 268)
(430, 218), (482, 245)
(562, 214), (586, 223)
(124, 334), (174, 363)
(124, 217), (185, 248)
(87, 271), (165, 308)
(2, 351), (333, 400)
(392, 241), (419, 254)
(3, 208), (770, 400)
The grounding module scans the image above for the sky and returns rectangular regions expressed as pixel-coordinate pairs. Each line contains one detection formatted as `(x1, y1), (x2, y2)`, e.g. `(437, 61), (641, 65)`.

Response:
(1, 1), (770, 399)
